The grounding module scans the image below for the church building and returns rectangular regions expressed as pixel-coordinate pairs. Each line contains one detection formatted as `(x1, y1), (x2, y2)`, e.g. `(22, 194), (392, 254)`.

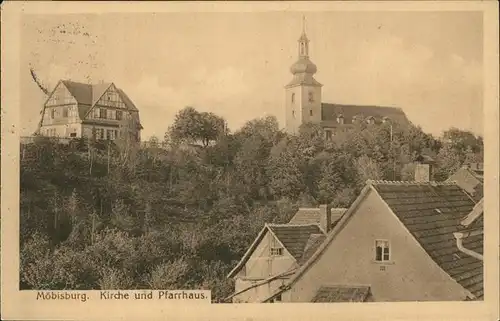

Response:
(285, 21), (409, 138)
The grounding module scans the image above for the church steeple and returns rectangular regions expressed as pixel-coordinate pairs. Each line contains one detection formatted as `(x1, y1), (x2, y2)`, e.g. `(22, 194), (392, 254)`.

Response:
(284, 16), (323, 135)
(298, 15), (309, 58)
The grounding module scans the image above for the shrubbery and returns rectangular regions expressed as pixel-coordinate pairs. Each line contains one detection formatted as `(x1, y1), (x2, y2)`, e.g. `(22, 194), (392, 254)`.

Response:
(20, 109), (483, 301)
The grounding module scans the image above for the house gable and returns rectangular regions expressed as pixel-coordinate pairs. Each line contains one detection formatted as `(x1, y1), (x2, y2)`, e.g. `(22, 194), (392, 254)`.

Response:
(285, 187), (472, 302)
(227, 225), (295, 279)
(243, 229), (297, 279)
(41, 81), (81, 127)
(95, 83), (127, 109)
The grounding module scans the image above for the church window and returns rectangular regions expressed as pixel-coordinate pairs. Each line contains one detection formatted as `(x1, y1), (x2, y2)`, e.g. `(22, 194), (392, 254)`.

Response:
(309, 110), (313, 116)
(308, 92), (314, 102)
(291, 93), (295, 103)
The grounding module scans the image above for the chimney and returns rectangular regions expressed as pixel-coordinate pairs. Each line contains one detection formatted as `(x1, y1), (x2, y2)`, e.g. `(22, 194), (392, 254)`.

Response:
(415, 163), (431, 182)
(319, 204), (332, 233)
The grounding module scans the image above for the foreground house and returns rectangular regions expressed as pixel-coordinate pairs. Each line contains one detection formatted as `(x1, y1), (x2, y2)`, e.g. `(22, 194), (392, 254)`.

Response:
(37, 80), (142, 142)
(262, 173), (483, 302)
(226, 205), (347, 303)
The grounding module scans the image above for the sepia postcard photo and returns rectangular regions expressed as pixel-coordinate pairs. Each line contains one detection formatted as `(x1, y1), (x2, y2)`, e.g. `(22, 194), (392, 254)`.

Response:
(1, 1), (499, 320)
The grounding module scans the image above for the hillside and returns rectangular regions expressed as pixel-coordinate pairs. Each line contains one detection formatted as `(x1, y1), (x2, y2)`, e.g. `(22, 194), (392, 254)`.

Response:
(19, 108), (483, 302)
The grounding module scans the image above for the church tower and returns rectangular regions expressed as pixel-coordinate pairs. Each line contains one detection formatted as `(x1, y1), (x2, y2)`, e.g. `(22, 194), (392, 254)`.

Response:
(285, 17), (323, 134)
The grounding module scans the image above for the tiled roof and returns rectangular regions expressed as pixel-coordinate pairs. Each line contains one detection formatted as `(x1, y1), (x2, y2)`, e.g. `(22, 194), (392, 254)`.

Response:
(311, 285), (371, 302)
(370, 181), (483, 300)
(288, 208), (321, 225)
(268, 224), (324, 261)
(298, 233), (327, 266)
(62, 80), (93, 105)
(321, 103), (408, 125)
(461, 198), (484, 227)
(288, 208), (348, 227)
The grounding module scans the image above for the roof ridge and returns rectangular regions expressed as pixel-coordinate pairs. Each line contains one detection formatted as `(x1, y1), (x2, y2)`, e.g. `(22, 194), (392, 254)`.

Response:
(267, 223), (322, 227)
(366, 179), (458, 186)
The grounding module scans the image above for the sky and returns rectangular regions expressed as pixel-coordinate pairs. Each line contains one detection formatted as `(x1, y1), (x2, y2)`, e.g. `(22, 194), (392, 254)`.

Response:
(20, 11), (484, 140)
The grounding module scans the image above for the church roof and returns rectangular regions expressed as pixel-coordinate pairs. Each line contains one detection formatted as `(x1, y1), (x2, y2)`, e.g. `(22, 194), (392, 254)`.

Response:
(321, 103), (408, 125)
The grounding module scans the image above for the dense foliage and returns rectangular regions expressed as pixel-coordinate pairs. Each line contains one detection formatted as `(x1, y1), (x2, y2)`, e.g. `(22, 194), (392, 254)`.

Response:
(19, 107), (483, 302)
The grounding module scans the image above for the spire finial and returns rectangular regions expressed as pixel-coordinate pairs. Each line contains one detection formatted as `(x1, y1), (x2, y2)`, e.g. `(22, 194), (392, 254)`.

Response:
(302, 15), (306, 34)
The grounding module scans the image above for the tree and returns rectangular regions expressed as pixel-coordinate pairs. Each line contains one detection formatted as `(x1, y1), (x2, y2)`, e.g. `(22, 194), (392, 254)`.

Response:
(355, 155), (383, 185)
(168, 107), (226, 147)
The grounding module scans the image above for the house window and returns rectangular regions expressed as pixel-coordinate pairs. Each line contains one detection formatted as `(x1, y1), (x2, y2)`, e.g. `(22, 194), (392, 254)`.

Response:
(275, 294), (282, 302)
(116, 110), (123, 121)
(62, 107), (68, 117)
(292, 110), (295, 118)
(325, 130), (332, 141)
(375, 240), (390, 262)
(309, 110), (313, 116)
(51, 109), (55, 119)
(308, 92), (314, 102)
(270, 237), (283, 256)
(100, 108), (107, 119)
(270, 248), (283, 256)
(70, 132), (77, 137)
(291, 93), (295, 103)
(96, 128), (104, 140)
(94, 108), (100, 118)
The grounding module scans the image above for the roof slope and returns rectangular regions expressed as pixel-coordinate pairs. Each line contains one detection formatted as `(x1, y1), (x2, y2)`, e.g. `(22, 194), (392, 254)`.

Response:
(298, 233), (327, 266)
(446, 167), (483, 202)
(289, 207), (348, 227)
(62, 80), (93, 105)
(311, 285), (371, 302)
(267, 224), (324, 261)
(321, 103), (408, 125)
(371, 182), (483, 299)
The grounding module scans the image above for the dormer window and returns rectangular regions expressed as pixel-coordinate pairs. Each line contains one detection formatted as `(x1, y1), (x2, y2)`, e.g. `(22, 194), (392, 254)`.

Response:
(337, 115), (344, 124)
(366, 117), (375, 125)
(382, 117), (390, 124)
